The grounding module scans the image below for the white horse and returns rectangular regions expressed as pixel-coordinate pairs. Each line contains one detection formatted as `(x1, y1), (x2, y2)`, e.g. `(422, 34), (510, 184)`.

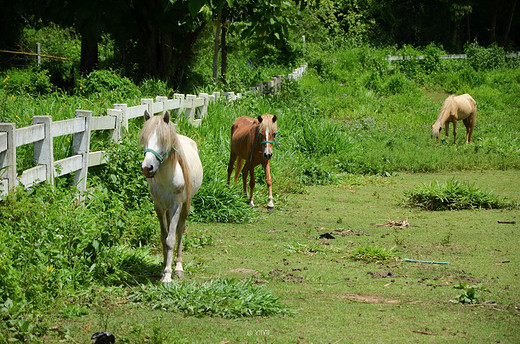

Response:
(139, 111), (203, 282)
(431, 94), (477, 144)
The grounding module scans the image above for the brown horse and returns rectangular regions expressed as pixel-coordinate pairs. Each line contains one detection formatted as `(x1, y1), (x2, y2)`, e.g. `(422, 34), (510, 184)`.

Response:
(431, 94), (477, 144)
(227, 114), (277, 209)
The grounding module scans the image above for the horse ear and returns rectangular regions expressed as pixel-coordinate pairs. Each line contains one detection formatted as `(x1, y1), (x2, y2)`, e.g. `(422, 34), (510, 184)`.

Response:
(144, 110), (151, 121)
(257, 115), (263, 123)
(272, 115), (277, 123)
(164, 111), (170, 123)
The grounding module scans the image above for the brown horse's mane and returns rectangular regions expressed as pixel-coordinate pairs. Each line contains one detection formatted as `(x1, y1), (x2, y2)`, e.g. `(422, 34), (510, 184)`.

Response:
(139, 115), (192, 213)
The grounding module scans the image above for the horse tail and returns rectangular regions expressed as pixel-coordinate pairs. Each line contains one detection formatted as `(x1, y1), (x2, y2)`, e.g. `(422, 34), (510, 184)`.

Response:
(234, 157), (244, 183)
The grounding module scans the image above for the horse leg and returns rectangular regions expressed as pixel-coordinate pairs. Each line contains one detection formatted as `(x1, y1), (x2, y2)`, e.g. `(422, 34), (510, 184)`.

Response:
(161, 203), (182, 283)
(173, 203), (188, 278)
(241, 162), (249, 196)
(445, 122), (449, 138)
(227, 152), (237, 184)
(248, 166), (256, 208)
(463, 116), (475, 144)
(452, 121), (457, 144)
(264, 161), (274, 209)
(156, 208), (169, 279)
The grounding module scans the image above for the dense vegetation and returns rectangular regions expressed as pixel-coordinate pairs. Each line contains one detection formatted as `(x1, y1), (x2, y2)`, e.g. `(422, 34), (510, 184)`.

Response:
(1, 12), (519, 343)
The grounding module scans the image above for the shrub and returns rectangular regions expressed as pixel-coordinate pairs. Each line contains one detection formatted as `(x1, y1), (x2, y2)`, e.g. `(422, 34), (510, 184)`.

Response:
(465, 41), (506, 71)
(1, 68), (54, 95)
(77, 69), (139, 98)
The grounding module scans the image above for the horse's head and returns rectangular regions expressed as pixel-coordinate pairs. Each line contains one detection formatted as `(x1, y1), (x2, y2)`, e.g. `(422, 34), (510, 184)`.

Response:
(139, 111), (177, 178)
(257, 114), (277, 160)
(431, 123), (442, 140)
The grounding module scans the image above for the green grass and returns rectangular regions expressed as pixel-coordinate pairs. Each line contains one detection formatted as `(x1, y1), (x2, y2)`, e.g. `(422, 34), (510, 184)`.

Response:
(350, 244), (399, 262)
(39, 170), (520, 343)
(403, 179), (516, 210)
(128, 279), (293, 318)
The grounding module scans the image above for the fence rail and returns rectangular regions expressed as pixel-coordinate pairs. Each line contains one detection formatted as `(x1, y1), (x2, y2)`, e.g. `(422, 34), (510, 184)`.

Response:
(386, 52), (520, 62)
(0, 64), (307, 197)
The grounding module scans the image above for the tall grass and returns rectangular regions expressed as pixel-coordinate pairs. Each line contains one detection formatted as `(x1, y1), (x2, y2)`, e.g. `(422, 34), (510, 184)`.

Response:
(402, 179), (515, 210)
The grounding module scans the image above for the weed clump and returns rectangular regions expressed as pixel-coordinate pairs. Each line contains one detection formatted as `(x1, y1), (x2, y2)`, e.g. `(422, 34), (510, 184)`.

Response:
(350, 245), (398, 262)
(128, 279), (294, 318)
(403, 179), (514, 210)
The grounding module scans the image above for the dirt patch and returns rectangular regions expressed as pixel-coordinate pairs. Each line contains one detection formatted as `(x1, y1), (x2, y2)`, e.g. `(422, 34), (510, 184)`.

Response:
(376, 218), (409, 229)
(340, 293), (399, 304)
(268, 268), (305, 283)
(229, 268), (259, 275)
(367, 270), (400, 279)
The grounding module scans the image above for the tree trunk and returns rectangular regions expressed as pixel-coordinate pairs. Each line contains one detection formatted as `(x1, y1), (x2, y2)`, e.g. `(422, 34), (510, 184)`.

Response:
(489, 0), (500, 43)
(80, 33), (99, 75)
(504, 0), (517, 44)
(174, 22), (207, 89)
(220, 22), (228, 84)
(213, 11), (222, 81)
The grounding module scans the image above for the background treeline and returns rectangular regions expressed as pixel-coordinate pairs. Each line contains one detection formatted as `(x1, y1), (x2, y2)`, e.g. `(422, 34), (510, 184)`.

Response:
(1, 0), (518, 91)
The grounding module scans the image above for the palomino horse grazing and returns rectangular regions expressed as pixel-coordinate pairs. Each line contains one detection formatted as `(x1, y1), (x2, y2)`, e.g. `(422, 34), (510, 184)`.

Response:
(227, 114), (277, 209)
(431, 94), (477, 144)
(140, 111), (203, 282)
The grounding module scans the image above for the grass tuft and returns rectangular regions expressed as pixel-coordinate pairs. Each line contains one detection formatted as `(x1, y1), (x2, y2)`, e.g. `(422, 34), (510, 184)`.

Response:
(402, 179), (515, 210)
(350, 245), (399, 262)
(128, 279), (294, 318)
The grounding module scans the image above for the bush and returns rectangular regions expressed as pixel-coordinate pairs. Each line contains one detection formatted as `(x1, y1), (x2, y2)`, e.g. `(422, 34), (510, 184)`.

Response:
(77, 69), (139, 98)
(1, 68), (54, 95)
(465, 41), (506, 71)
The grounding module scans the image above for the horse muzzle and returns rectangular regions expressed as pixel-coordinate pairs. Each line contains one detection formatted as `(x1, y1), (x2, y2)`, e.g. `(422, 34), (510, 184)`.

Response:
(263, 152), (273, 159)
(141, 164), (156, 178)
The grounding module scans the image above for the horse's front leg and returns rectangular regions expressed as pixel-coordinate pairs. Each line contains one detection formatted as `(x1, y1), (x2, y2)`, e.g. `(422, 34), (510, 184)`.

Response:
(161, 203), (182, 283)
(452, 121), (457, 144)
(264, 161), (274, 209)
(173, 203), (188, 278)
(248, 166), (256, 208)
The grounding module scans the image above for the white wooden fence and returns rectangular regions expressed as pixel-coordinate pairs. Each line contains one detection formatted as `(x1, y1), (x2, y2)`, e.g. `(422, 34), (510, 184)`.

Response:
(0, 64), (308, 197)
(0, 92), (221, 196)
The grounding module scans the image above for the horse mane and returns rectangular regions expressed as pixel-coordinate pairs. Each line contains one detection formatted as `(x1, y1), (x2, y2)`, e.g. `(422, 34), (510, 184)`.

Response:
(258, 114), (277, 134)
(139, 115), (192, 210)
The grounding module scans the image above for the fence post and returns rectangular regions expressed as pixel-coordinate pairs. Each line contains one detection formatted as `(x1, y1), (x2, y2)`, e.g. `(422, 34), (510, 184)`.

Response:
(199, 93), (209, 119)
(113, 103), (128, 130)
(32, 116), (54, 185)
(72, 110), (92, 193)
(107, 109), (122, 142)
(0, 123), (16, 194)
(173, 94), (185, 119)
(141, 98), (154, 117)
(184, 94), (196, 124)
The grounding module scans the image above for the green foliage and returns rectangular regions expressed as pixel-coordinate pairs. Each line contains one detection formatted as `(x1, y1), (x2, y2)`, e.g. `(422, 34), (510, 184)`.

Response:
(465, 41), (506, 71)
(1, 68), (54, 95)
(452, 282), (488, 304)
(77, 70), (139, 99)
(403, 179), (515, 210)
(350, 245), (398, 262)
(128, 279), (294, 318)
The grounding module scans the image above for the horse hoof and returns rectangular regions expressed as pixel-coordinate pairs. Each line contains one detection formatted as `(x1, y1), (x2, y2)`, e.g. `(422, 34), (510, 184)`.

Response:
(175, 270), (184, 278)
(160, 274), (173, 283)
(267, 206), (274, 213)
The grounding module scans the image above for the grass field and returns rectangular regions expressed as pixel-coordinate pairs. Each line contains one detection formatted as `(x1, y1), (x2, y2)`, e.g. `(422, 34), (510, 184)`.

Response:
(2, 42), (520, 343)
(40, 170), (520, 343)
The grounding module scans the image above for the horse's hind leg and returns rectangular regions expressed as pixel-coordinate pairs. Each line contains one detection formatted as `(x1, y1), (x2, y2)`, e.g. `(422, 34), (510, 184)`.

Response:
(463, 116), (475, 143)
(227, 152), (237, 184)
